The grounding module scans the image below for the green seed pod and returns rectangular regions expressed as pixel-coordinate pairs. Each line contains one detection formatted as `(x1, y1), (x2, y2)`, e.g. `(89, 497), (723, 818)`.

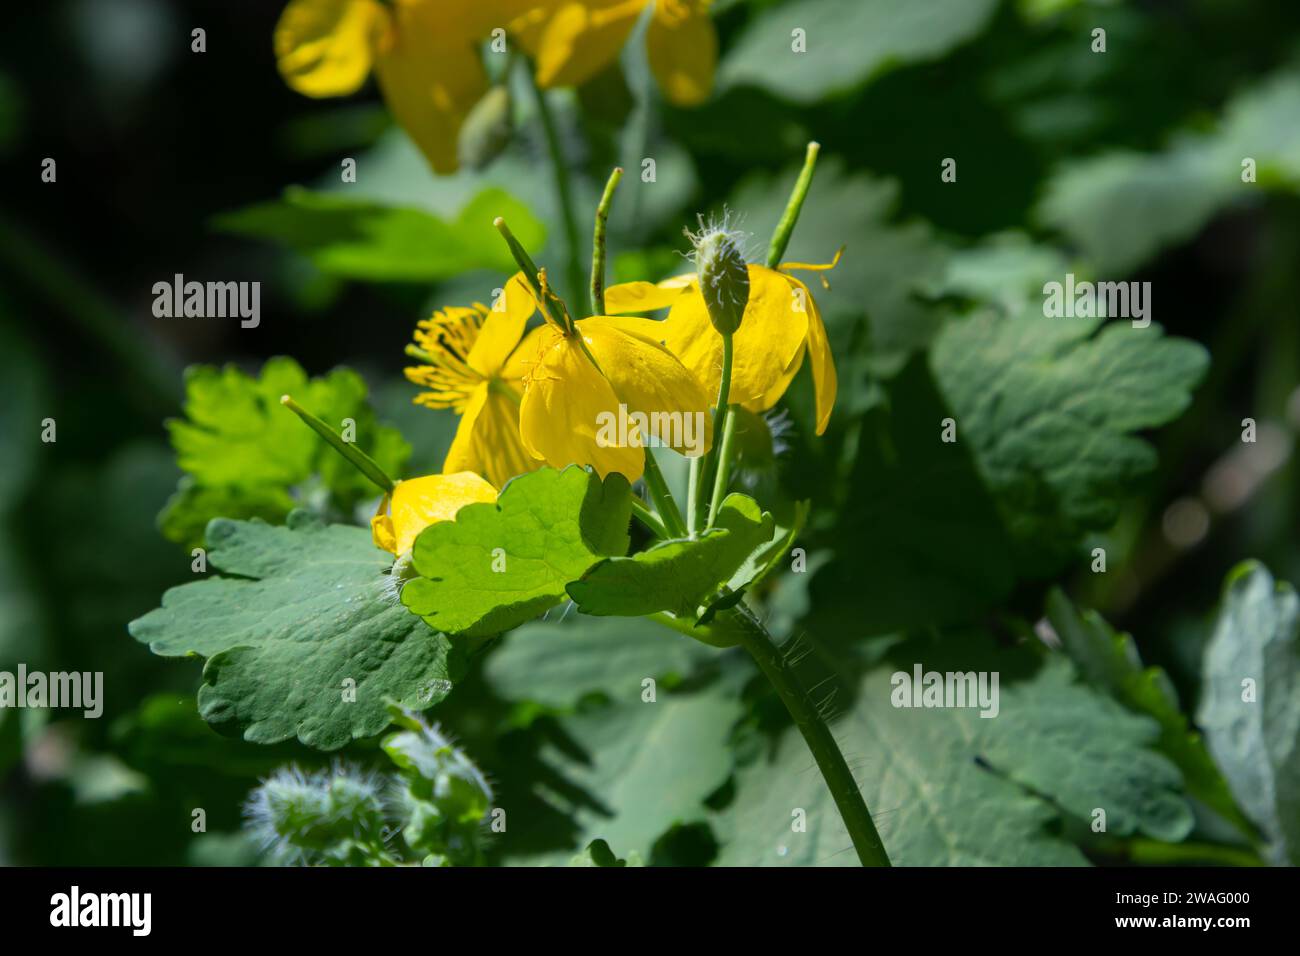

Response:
(690, 221), (750, 336)
(457, 85), (513, 171)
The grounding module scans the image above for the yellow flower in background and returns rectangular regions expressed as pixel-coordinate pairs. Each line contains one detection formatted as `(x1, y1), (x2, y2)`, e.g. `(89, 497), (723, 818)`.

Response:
(405, 275), (542, 489)
(517, 313), (714, 482)
(513, 0), (717, 107)
(606, 258), (839, 434)
(370, 472), (498, 556)
(274, 0), (519, 174)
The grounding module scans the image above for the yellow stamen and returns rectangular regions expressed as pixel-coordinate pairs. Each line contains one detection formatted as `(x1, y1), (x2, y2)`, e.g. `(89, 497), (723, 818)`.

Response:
(778, 246), (845, 290)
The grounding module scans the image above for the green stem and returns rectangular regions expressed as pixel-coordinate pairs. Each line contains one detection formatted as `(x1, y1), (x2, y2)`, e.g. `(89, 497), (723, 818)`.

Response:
(727, 605), (891, 867)
(590, 167), (623, 316)
(630, 497), (669, 539)
(702, 333), (735, 528)
(280, 395), (395, 494)
(707, 407), (738, 526)
(525, 65), (586, 308)
(642, 450), (687, 538)
(766, 141), (820, 268)
(686, 455), (701, 536)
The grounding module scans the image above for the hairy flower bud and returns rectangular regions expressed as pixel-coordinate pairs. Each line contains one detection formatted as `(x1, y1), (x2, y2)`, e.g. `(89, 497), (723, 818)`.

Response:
(688, 216), (750, 336)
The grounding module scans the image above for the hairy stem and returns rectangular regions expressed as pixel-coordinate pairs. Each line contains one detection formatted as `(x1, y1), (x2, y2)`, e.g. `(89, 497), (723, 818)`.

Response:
(727, 605), (892, 867)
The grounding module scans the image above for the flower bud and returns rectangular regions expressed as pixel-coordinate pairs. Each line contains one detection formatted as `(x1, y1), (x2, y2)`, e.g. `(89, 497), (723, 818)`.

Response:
(690, 222), (750, 336)
(457, 85), (513, 171)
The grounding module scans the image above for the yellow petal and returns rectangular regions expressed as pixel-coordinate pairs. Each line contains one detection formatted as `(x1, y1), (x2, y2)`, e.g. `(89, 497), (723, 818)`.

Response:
(580, 318), (713, 457)
(372, 1), (488, 175)
(789, 275), (837, 434)
(370, 499), (398, 553)
(519, 328), (645, 480)
(274, 0), (384, 97)
(443, 382), (540, 489)
(466, 274), (536, 377)
(604, 274), (697, 314)
(646, 0), (716, 107)
(532, 0), (645, 90)
(500, 325), (549, 384)
(662, 264), (808, 412)
(375, 471), (498, 556)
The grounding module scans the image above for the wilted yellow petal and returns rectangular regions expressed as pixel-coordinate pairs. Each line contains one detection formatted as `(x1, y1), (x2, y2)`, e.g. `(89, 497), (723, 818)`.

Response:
(662, 264), (807, 411)
(519, 328), (645, 480)
(532, 0), (645, 90)
(372, 1), (488, 174)
(646, 0), (716, 107)
(443, 382), (539, 489)
(374, 471), (498, 555)
(274, 0), (385, 97)
(580, 317), (713, 456)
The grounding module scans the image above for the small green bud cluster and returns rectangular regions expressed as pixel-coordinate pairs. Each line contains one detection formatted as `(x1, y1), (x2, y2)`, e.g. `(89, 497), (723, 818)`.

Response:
(381, 706), (494, 867)
(244, 764), (398, 867)
(243, 707), (493, 867)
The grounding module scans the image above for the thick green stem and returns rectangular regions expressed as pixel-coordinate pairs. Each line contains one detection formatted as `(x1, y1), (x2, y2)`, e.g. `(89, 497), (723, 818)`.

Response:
(641, 449), (687, 538)
(280, 395), (394, 494)
(727, 605), (892, 867)
(525, 66), (586, 308)
(590, 167), (623, 316)
(766, 141), (820, 268)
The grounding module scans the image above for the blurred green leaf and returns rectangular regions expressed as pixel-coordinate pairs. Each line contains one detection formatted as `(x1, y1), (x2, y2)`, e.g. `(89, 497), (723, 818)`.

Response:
(932, 310), (1208, 573)
(403, 467), (632, 638)
(213, 186), (545, 282)
(720, 0), (998, 103)
(485, 616), (715, 710)
(512, 687), (741, 863)
(159, 357), (409, 548)
(130, 511), (452, 750)
(1047, 590), (1253, 836)
(1198, 562), (1300, 865)
(1038, 68), (1300, 273)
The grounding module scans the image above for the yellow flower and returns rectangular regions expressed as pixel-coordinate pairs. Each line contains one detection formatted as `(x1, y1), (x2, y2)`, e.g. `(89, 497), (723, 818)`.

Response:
(605, 258), (839, 434)
(512, 0), (717, 107)
(405, 275), (542, 489)
(274, 0), (518, 174)
(517, 312), (714, 482)
(370, 472), (498, 556)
